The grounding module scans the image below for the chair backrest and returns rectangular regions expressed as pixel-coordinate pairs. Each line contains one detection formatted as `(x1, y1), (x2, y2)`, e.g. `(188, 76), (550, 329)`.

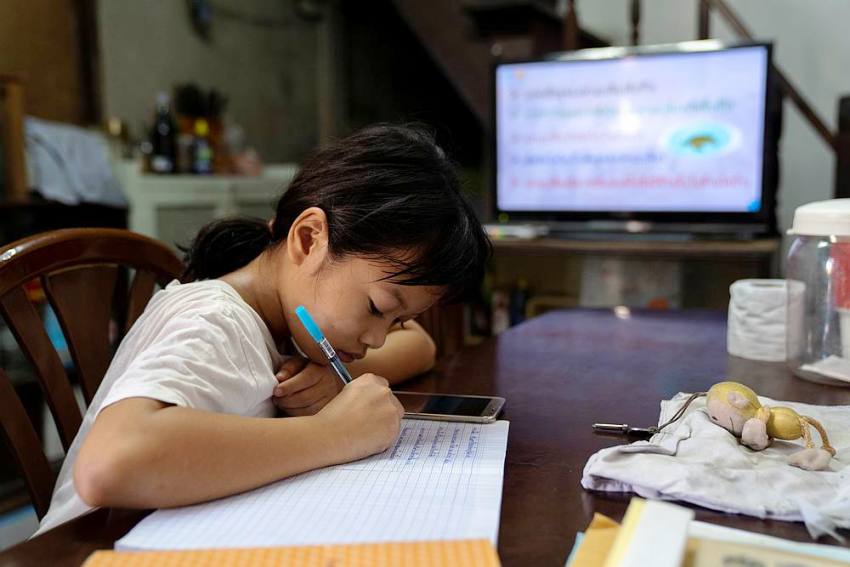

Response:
(0, 228), (182, 518)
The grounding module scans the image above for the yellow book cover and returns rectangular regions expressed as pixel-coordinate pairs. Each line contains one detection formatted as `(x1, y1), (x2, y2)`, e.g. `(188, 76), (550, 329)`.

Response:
(83, 538), (501, 567)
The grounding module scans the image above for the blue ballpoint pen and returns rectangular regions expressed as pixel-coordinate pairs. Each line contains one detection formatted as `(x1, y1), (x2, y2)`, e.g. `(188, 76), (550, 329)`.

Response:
(295, 305), (353, 386)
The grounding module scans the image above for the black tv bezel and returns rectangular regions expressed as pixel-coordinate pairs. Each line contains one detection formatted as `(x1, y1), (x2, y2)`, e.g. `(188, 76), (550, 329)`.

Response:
(491, 41), (778, 231)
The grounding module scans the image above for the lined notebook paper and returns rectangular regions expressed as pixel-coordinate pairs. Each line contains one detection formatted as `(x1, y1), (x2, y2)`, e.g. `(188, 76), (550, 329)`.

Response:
(116, 419), (510, 551)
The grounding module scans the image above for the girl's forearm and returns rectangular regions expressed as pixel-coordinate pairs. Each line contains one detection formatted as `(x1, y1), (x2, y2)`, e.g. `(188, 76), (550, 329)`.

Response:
(347, 320), (436, 384)
(74, 398), (341, 509)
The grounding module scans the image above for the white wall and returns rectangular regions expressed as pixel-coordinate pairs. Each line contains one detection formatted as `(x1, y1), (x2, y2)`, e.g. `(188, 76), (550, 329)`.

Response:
(97, 0), (321, 162)
(577, 0), (850, 232)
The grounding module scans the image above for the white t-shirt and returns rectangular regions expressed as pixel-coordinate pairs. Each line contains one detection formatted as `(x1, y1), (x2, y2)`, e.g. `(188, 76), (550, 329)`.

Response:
(34, 279), (282, 536)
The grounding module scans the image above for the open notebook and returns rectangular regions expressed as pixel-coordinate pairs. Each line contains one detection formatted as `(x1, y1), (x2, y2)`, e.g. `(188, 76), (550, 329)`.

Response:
(116, 419), (510, 551)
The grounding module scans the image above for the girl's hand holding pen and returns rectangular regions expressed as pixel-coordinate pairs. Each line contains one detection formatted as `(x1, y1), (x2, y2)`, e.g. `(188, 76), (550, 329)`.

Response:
(272, 357), (404, 459)
(285, 305), (403, 458)
(316, 373), (404, 461)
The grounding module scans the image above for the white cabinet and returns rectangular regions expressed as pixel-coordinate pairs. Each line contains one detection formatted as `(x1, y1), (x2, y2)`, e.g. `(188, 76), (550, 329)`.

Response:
(116, 161), (298, 250)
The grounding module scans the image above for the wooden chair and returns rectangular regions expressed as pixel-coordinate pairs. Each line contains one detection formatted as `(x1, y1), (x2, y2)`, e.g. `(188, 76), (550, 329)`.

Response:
(0, 228), (182, 518)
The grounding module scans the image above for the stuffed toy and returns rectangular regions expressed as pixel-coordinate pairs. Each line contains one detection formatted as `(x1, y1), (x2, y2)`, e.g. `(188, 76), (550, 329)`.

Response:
(665, 382), (836, 471)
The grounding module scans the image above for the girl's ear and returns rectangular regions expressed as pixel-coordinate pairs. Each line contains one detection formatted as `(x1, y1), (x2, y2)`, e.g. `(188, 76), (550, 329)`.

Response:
(286, 207), (329, 268)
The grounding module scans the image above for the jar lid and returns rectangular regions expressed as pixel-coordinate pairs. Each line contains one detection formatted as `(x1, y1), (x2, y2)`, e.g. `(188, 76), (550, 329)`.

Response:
(788, 199), (850, 236)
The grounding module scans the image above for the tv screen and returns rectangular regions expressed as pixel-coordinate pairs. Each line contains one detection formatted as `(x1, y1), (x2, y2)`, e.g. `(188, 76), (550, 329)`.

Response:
(494, 42), (774, 228)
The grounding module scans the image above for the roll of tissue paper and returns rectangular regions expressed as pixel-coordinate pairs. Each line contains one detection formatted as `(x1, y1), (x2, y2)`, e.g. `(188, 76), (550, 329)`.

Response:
(727, 279), (805, 362)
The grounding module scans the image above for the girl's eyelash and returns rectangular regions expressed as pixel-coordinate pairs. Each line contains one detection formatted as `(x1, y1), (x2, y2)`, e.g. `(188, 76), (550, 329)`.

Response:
(370, 299), (409, 328)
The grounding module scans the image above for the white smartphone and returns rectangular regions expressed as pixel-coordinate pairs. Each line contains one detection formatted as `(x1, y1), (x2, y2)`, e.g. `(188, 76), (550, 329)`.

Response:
(394, 391), (505, 423)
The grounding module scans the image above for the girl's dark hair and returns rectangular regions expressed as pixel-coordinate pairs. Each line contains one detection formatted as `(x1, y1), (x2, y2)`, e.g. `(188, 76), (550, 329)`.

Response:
(181, 124), (491, 302)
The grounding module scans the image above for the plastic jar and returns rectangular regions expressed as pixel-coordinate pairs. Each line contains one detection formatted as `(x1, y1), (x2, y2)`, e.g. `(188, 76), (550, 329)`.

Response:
(786, 199), (850, 385)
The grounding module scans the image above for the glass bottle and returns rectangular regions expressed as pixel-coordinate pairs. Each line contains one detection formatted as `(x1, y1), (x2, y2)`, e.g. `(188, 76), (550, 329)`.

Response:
(149, 92), (176, 174)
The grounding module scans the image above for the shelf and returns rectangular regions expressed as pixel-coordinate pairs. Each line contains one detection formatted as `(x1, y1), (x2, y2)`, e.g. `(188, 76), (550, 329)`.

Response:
(492, 237), (781, 258)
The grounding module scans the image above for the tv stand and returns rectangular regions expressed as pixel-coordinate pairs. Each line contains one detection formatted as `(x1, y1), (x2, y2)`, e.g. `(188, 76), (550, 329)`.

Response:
(485, 221), (776, 243)
(548, 220), (774, 239)
(546, 231), (775, 243)
(492, 236), (779, 261)
(488, 235), (781, 310)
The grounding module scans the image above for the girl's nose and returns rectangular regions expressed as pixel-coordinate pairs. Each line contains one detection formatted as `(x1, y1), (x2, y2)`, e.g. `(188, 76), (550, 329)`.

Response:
(360, 323), (388, 350)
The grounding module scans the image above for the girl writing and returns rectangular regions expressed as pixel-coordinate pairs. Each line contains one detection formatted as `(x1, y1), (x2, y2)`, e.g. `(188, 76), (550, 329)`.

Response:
(35, 124), (490, 534)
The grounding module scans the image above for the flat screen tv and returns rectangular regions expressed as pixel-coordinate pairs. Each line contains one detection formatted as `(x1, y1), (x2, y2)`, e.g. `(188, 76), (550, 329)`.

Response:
(493, 41), (778, 234)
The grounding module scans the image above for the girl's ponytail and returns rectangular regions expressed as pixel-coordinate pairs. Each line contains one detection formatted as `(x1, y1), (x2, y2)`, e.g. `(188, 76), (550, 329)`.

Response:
(181, 217), (273, 282)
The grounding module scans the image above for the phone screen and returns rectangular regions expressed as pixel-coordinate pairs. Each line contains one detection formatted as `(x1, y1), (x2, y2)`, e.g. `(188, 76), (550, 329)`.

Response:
(395, 393), (493, 417)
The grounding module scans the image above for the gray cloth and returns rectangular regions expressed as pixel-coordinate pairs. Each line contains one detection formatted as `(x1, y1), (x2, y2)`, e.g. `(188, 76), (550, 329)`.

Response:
(582, 393), (850, 541)
(25, 116), (126, 207)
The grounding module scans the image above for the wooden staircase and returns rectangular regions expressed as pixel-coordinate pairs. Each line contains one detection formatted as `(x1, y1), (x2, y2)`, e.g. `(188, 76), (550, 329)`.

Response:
(390, 0), (608, 129)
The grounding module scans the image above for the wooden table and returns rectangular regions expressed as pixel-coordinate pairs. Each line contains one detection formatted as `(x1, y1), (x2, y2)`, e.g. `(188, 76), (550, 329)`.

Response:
(2, 309), (849, 566)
